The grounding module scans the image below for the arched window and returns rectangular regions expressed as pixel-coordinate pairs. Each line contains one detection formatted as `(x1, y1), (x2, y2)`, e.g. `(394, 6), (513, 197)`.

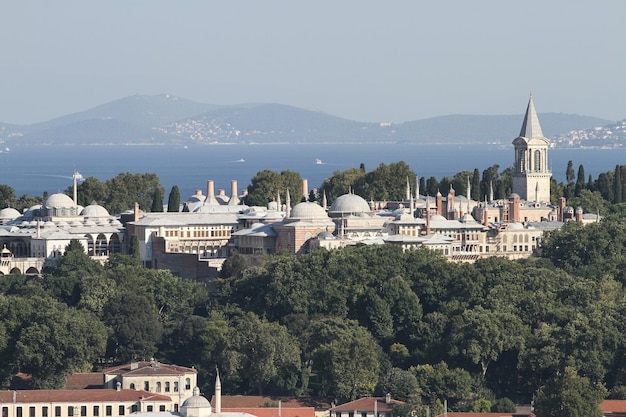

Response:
(534, 150), (541, 171)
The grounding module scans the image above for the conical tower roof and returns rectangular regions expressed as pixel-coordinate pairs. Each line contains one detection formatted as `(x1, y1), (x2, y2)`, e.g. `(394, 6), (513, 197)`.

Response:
(519, 93), (544, 139)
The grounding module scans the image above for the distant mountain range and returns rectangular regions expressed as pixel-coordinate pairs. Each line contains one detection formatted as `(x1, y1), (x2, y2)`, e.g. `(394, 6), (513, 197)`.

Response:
(0, 94), (620, 147)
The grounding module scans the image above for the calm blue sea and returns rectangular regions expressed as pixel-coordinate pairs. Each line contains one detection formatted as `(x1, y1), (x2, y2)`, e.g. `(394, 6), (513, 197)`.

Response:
(1, 143), (625, 200)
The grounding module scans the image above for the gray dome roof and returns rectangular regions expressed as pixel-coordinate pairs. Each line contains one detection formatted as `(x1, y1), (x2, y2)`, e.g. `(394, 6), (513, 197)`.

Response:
(329, 194), (371, 215)
(290, 202), (329, 221)
(0, 207), (21, 220)
(81, 203), (110, 218)
(45, 193), (74, 208)
(182, 387), (211, 409)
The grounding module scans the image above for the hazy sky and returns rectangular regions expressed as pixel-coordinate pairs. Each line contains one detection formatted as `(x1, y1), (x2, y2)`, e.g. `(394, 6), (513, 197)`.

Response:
(2, 1), (625, 125)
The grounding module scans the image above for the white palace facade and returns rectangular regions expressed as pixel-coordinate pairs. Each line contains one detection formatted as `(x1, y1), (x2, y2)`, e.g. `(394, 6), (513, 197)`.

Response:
(0, 95), (600, 278)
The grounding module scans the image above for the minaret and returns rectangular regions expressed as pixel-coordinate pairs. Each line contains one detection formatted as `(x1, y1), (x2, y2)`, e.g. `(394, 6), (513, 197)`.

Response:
(512, 93), (552, 202)
(72, 170), (83, 205)
(425, 197), (431, 235)
(215, 371), (221, 414)
(406, 177), (411, 201)
(285, 189), (291, 218)
(489, 181), (494, 203)
(415, 174), (420, 199)
(322, 190), (327, 210)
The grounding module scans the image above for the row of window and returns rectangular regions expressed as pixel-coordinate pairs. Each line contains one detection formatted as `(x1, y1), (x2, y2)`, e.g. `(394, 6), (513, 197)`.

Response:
(2, 404), (169, 417)
(131, 379), (190, 392)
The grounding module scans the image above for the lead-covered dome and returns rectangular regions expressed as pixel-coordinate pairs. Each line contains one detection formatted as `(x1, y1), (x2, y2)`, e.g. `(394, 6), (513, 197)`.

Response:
(0, 207), (21, 221)
(329, 194), (371, 216)
(290, 202), (329, 221)
(81, 203), (110, 218)
(45, 193), (75, 208)
(182, 387), (211, 409)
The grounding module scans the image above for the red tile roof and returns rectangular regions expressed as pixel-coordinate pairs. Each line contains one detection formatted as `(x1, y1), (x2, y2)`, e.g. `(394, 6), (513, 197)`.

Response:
(602, 400), (626, 413)
(221, 407), (315, 417)
(65, 373), (104, 390)
(434, 413), (534, 417)
(103, 361), (196, 377)
(0, 389), (172, 403)
(331, 397), (402, 412)
(212, 396), (330, 410)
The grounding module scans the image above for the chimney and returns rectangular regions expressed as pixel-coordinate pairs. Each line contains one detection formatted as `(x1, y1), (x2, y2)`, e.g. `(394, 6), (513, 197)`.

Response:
(195, 189), (202, 196)
(231, 180), (238, 198)
(229, 180), (240, 205)
(509, 194), (521, 223)
(218, 189), (226, 196)
(207, 180), (215, 198)
(133, 203), (139, 223)
(576, 207), (583, 222)
(385, 393), (391, 404)
(302, 179), (309, 200)
(559, 197), (566, 222)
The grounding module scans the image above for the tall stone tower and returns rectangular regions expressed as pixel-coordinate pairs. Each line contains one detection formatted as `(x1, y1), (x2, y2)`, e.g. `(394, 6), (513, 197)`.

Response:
(511, 94), (552, 202)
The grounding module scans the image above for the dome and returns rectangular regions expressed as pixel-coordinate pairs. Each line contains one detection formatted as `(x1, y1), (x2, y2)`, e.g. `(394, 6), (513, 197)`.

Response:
(45, 193), (75, 208)
(508, 222), (525, 230)
(43, 221), (57, 228)
(182, 387), (212, 409)
(81, 203), (110, 218)
(0, 207), (21, 220)
(329, 194), (371, 215)
(83, 219), (96, 227)
(290, 202), (329, 221)
(509, 193), (521, 199)
(430, 214), (447, 222)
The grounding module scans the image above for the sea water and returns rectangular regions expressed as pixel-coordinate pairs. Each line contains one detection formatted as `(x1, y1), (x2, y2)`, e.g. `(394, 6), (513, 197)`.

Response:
(0, 143), (625, 200)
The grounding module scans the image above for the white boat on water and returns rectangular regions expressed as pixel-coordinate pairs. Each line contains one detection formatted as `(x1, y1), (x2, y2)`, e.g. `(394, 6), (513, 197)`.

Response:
(315, 158), (322, 164)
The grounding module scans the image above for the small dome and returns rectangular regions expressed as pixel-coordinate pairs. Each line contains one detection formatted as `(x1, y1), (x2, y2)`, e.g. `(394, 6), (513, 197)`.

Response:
(45, 193), (75, 208)
(329, 194), (371, 216)
(43, 221), (57, 228)
(290, 202), (329, 221)
(81, 203), (110, 218)
(508, 222), (525, 230)
(182, 387), (212, 409)
(0, 207), (21, 220)
(430, 214), (447, 221)
(509, 193), (521, 199)
(83, 219), (97, 227)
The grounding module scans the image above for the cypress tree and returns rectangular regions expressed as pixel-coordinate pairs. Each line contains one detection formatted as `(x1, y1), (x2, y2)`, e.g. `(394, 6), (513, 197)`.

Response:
(129, 235), (140, 259)
(575, 165), (585, 197)
(151, 188), (164, 212)
(471, 168), (481, 201)
(167, 185), (181, 212)
(566, 160), (575, 185)
(614, 165), (622, 204)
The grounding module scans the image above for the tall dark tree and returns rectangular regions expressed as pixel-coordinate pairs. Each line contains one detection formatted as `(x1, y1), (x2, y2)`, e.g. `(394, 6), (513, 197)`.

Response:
(575, 165), (586, 197)
(426, 177), (439, 196)
(566, 160), (575, 185)
(471, 168), (481, 201)
(614, 165), (622, 204)
(129, 235), (140, 259)
(151, 187), (164, 212)
(167, 185), (181, 212)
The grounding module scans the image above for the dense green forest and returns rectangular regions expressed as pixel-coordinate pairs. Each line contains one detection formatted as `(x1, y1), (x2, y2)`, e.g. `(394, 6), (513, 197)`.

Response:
(1, 213), (626, 415)
(4, 161), (626, 417)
